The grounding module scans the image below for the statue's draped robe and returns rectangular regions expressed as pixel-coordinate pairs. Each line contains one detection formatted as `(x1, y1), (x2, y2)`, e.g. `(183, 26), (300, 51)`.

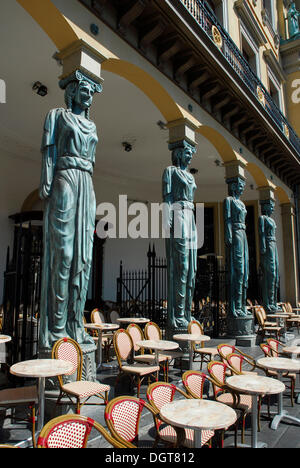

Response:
(163, 166), (197, 328)
(39, 108), (98, 348)
(259, 215), (279, 313)
(224, 197), (249, 317)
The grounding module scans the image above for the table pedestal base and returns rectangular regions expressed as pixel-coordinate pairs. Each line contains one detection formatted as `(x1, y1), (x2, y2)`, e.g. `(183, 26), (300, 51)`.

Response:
(271, 410), (300, 430)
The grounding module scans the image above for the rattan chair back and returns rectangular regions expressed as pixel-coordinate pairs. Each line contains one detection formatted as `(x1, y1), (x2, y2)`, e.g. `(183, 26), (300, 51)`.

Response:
(37, 414), (130, 448)
(182, 371), (208, 399)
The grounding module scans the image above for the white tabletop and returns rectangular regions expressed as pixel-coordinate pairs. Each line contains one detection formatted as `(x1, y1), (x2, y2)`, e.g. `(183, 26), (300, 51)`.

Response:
(283, 346), (300, 355)
(160, 399), (237, 431)
(136, 340), (179, 352)
(257, 357), (300, 373)
(173, 333), (210, 343)
(227, 374), (285, 396)
(117, 318), (150, 324)
(10, 359), (74, 378)
(85, 323), (119, 332)
(0, 335), (11, 344)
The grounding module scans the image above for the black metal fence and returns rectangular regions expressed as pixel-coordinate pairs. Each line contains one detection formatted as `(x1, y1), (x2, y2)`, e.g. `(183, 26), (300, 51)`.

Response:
(117, 247), (230, 337)
(2, 212), (43, 366)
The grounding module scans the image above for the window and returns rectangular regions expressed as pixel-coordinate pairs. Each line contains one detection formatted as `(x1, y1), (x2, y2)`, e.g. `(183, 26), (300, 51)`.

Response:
(241, 35), (259, 75)
(263, 0), (276, 30)
(268, 68), (283, 110)
(203, 0), (227, 28)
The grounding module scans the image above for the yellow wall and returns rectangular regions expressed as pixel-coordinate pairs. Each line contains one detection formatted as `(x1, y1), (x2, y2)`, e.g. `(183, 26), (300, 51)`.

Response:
(285, 72), (300, 136)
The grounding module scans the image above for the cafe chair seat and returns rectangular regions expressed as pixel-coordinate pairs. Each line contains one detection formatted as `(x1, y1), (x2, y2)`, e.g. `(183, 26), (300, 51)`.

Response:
(61, 381), (110, 399)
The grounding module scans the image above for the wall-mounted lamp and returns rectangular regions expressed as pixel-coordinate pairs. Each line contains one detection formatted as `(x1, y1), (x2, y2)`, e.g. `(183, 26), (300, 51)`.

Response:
(32, 81), (48, 97)
(190, 168), (198, 175)
(157, 120), (167, 130)
(122, 141), (133, 152)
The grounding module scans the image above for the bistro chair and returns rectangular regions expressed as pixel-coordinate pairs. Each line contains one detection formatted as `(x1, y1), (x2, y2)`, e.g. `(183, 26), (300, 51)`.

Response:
(264, 339), (296, 406)
(113, 329), (159, 397)
(254, 307), (282, 340)
(104, 396), (163, 448)
(207, 361), (252, 445)
(0, 444), (20, 448)
(217, 344), (256, 376)
(127, 323), (169, 381)
(144, 321), (184, 373)
(52, 338), (110, 414)
(37, 414), (131, 448)
(109, 310), (120, 324)
(223, 352), (258, 376)
(91, 308), (113, 362)
(146, 381), (214, 448)
(0, 385), (38, 448)
(182, 370), (210, 400)
(188, 320), (218, 370)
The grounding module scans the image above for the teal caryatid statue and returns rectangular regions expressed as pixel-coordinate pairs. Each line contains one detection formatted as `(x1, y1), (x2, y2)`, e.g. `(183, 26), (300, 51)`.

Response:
(39, 70), (102, 349)
(287, 2), (300, 39)
(259, 199), (279, 313)
(224, 177), (251, 318)
(163, 141), (197, 329)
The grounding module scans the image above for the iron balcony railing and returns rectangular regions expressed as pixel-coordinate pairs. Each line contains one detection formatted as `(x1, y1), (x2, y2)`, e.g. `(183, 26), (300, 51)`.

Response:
(179, 0), (300, 156)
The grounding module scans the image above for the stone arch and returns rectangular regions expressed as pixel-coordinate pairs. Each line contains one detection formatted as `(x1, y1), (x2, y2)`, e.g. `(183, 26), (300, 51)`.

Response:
(196, 126), (238, 163)
(21, 189), (40, 212)
(246, 162), (271, 187)
(17, 0), (184, 123)
(275, 186), (291, 204)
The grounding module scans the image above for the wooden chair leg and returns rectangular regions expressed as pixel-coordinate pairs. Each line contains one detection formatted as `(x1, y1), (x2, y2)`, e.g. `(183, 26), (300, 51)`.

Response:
(31, 406), (36, 448)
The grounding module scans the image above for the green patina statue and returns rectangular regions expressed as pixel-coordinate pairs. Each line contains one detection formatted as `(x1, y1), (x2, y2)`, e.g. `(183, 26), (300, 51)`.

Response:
(224, 177), (251, 319)
(39, 70), (102, 349)
(163, 140), (197, 330)
(259, 199), (279, 313)
(287, 2), (300, 39)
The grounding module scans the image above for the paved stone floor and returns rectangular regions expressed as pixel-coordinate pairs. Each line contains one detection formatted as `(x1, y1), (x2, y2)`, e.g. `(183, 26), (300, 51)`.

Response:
(1, 332), (300, 449)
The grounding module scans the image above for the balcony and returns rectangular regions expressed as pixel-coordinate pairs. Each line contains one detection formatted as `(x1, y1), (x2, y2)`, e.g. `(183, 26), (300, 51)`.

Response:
(79, 0), (300, 186)
(179, 0), (299, 154)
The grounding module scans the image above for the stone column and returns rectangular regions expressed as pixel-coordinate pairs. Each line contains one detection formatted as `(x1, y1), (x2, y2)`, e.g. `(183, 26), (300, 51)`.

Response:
(164, 119), (197, 351)
(281, 202), (299, 305)
(40, 39), (106, 386)
(223, 159), (255, 346)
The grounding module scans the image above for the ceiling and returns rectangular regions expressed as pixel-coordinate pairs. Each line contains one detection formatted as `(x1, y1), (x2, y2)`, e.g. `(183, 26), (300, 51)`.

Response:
(0, 0), (258, 208)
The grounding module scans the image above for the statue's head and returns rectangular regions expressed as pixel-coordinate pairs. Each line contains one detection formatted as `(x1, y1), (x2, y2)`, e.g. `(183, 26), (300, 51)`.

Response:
(261, 199), (275, 216)
(59, 70), (102, 119)
(227, 177), (246, 197)
(170, 141), (197, 169)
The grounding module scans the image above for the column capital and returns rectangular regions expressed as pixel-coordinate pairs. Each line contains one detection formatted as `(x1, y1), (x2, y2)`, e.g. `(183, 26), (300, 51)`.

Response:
(55, 39), (106, 88)
(224, 157), (247, 181)
(167, 118), (197, 147)
(257, 185), (276, 203)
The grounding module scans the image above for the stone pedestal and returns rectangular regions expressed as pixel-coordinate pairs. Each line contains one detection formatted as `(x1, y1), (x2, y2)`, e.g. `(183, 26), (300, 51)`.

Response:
(227, 316), (256, 347)
(39, 342), (97, 391)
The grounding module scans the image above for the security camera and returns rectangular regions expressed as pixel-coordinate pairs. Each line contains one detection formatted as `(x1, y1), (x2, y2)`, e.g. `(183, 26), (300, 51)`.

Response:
(122, 142), (133, 152)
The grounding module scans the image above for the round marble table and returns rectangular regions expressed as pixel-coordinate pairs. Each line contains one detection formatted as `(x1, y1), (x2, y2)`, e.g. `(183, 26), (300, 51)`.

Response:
(173, 334), (211, 369)
(84, 323), (119, 370)
(10, 359), (74, 432)
(0, 335), (11, 344)
(227, 374), (285, 448)
(160, 398), (237, 448)
(257, 357), (300, 430)
(117, 317), (150, 326)
(136, 340), (179, 366)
